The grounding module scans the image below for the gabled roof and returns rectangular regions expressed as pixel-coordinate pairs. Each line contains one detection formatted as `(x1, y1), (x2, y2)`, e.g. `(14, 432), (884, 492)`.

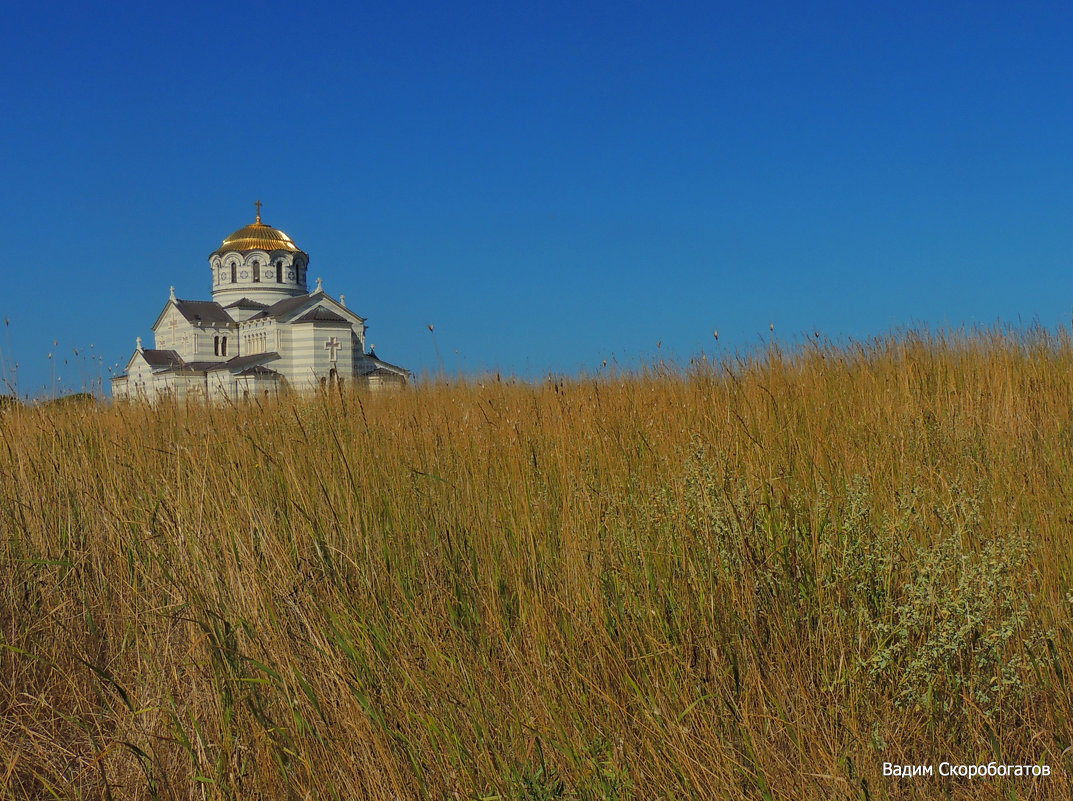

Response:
(294, 307), (349, 324)
(182, 361), (223, 372)
(141, 349), (185, 369)
(223, 297), (268, 310)
(152, 298), (235, 330)
(174, 300), (234, 325)
(249, 292), (366, 325)
(119, 348), (185, 378)
(250, 294), (313, 321)
(359, 353), (409, 377)
(363, 367), (408, 379)
(238, 365), (280, 377)
(207, 352), (281, 373)
(120, 351), (280, 379)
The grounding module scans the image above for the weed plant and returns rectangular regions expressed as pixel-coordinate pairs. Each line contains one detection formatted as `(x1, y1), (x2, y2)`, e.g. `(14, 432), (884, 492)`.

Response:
(2, 328), (1073, 799)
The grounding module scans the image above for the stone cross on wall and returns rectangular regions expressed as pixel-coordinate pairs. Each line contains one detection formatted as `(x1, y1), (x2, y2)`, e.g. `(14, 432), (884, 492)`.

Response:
(324, 336), (341, 363)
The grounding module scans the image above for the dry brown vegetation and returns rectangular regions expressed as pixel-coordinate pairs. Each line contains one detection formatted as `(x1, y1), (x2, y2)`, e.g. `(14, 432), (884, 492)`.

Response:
(3, 329), (1073, 800)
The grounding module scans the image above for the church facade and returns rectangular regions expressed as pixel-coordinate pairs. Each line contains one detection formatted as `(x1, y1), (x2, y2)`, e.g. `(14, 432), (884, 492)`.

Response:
(111, 206), (408, 402)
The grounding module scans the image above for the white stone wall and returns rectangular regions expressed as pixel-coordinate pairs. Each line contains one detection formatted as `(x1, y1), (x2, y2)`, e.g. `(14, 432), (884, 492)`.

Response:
(153, 306), (193, 353)
(286, 324), (322, 391)
(283, 322), (355, 391)
(364, 371), (408, 390)
(234, 372), (281, 401)
(122, 354), (159, 402)
(208, 372), (234, 402)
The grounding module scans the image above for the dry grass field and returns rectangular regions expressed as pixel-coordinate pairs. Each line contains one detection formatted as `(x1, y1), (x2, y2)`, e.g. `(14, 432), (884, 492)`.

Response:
(4, 329), (1073, 800)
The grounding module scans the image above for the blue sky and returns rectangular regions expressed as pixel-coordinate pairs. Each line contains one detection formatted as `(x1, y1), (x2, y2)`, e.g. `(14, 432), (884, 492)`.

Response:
(3, 0), (1073, 396)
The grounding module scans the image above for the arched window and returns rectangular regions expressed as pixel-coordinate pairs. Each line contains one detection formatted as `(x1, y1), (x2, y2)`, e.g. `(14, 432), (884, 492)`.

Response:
(252, 260), (260, 283)
(221, 336), (228, 357)
(230, 263), (237, 283)
(276, 261), (283, 282)
(214, 335), (220, 356)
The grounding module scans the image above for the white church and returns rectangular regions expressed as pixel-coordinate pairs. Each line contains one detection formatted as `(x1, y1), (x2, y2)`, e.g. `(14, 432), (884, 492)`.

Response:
(111, 205), (409, 401)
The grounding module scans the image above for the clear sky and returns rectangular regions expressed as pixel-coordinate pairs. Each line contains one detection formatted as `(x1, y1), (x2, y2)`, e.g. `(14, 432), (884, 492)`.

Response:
(3, 0), (1073, 397)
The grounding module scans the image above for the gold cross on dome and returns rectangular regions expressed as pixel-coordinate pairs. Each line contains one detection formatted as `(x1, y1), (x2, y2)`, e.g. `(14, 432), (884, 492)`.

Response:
(255, 200), (263, 223)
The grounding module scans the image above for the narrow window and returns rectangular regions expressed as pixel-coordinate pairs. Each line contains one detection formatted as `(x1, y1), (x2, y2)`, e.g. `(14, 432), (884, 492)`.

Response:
(231, 263), (237, 283)
(221, 337), (228, 357)
(214, 335), (220, 356)
(276, 261), (283, 282)
(253, 261), (260, 283)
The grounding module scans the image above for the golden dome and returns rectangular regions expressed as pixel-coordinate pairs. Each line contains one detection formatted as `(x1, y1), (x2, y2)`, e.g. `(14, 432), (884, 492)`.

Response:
(213, 204), (303, 255)
(214, 221), (301, 255)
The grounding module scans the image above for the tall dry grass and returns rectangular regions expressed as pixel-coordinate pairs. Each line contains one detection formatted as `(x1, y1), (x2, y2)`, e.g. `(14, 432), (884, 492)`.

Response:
(3, 328), (1073, 800)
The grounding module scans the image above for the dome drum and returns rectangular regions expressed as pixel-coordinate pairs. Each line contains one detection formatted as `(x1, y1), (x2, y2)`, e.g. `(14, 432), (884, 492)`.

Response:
(210, 212), (309, 303)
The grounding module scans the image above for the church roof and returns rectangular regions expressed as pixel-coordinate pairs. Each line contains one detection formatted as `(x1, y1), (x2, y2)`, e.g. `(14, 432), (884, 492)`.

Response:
(209, 352), (281, 373)
(294, 307), (349, 324)
(173, 300), (234, 325)
(140, 349), (185, 369)
(223, 297), (268, 310)
(359, 353), (409, 376)
(238, 365), (280, 377)
(212, 214), (303, 255)
(248, 293), (366, 325)
(362, 366), (408, 378)
(181, 361), (220, 372)
(128, 352), (281, 378)
(250, 294), (314, 321)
